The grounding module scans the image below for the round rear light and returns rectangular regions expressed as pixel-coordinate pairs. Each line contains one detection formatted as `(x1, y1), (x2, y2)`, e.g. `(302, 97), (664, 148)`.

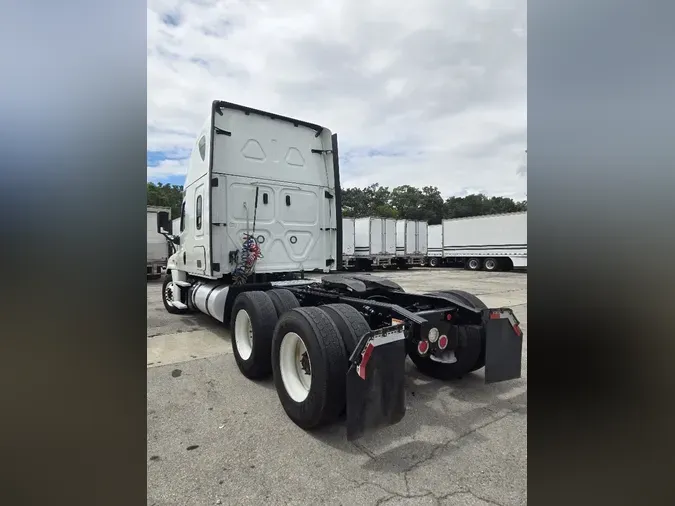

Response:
(428, 327), (439, 343)
(417, 340), (429, 355)
(438, 335), (449, 350)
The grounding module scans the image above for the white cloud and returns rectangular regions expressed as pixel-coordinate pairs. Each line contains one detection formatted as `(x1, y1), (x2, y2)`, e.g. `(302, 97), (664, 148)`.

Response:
(148, 0), (527, 200)
(148, 158), (190, 180)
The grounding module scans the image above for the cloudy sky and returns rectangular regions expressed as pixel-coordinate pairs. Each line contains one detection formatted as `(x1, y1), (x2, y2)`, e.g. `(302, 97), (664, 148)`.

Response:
(148, 0), (527, 200)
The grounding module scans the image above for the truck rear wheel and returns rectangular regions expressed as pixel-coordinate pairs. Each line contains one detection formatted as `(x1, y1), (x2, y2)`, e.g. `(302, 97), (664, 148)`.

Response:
(267, 288), (300, 317)
(408, 325), (483, 380)
(483, 258), (499, 271)
(465, 258), (481, 271)
(231, 291), (278, 379)
(431, 290), (488, 372)
(161, 276), (188, 314)
(321, 304), (371, 356)
(271, 307), (347, 429)
(429, 257), (439, 268)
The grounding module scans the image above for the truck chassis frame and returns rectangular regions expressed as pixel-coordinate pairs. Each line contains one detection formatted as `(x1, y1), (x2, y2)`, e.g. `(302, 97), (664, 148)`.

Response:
(163, 270), (523, 440)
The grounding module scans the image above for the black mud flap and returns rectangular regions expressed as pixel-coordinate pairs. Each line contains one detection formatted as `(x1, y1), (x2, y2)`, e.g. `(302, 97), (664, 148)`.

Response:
(483, 309), (524, 384)
(346, 324), (407, 441)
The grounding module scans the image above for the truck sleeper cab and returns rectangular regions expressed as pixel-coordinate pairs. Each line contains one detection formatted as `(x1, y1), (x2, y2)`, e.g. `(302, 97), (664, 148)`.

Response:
(156, 101), (523, 440)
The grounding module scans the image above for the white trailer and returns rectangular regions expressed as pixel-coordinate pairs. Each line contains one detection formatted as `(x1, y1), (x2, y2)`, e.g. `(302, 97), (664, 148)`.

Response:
(384, 219), (397, 256)
(394, 219), (427, 268)
(341, 217), (356, 269)
(353, 217), (396, 268)
(395, 220), (407, 257)
(442, 211), (527, 271)
(155, 101), (523, 439)
(147, 206), (171, 278)
(426, 224), (443, 267)
(417, 221), (428, 257)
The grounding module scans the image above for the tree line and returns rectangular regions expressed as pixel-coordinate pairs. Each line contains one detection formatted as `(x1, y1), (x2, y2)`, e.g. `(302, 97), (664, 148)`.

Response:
(147, 182), (527, 224)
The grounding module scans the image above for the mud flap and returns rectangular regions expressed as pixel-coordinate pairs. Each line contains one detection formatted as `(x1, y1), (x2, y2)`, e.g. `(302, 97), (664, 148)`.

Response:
(345, 324), (406, 441)
(484, 309), (524, 384)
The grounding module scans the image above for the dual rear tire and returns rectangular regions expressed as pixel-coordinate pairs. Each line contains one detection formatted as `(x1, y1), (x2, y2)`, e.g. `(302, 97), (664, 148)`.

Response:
(465, 257), (500, 271)
(230, 291), (371, 430)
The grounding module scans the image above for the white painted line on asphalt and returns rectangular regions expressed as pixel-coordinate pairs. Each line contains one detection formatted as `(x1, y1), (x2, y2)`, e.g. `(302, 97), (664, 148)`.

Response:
(147, 330), (231, 368)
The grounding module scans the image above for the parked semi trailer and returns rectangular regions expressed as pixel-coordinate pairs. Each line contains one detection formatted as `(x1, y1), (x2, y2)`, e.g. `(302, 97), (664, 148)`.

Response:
(147, 206), (172, 279)
(341, 217), (357, 269)
(395, 219), (428, 268)
(157, 101), (523, 439)
(426, 224), (443, 267)
(441, 212), (527, 271)
(353, 217), (397, 269)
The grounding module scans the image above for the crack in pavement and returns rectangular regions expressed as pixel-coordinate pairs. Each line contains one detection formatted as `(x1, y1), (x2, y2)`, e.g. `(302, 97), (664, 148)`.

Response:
(340, 410), (519, 505)
(338, 474), (430, 504)
(400, 409), (517, 477)
(352, 440), (377, 459)
(376, 490), (436, 505)
(441, 489), (508, 506)
(438, 489), (508, 506)
(374, 487), (509, 506)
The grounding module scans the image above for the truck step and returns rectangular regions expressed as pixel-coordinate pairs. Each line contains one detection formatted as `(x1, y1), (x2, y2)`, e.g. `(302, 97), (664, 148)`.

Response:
(173, 281), (191, 287)
(172, 301), (188, 310)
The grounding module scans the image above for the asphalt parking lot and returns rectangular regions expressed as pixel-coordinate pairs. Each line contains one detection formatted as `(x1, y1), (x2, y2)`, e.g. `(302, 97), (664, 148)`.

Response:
(147, 268), (527, 506)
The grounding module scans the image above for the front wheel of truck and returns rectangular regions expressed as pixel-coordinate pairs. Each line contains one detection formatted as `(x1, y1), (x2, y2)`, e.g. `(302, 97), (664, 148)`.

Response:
(162, 276), (188, 314)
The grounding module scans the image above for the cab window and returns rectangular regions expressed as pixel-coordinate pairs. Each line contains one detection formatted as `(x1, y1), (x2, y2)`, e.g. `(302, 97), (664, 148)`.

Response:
(179, 201), (186, 232)
(196, 195), (203, 230)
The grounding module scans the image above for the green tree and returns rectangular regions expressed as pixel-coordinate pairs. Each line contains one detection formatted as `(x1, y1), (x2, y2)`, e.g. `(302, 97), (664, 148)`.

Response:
(147, 182), (184, 219)
(342, 183), (397, 218)
(147, 179), (527, 223)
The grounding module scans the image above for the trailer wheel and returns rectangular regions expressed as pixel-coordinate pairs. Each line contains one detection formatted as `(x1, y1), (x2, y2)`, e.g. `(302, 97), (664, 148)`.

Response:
(465, 258), (481, 271)
(272, 307), (347, 429)
(321, 304), (371, 356)
(161, 276), (188, 314)
(429, 257), (439, 268)
(431, 290), (488, 372)
(483, 258), (499, 271)
(408, 325), (483, 380)
(231, 291), (278, 379)
(267, 289), (300, 317)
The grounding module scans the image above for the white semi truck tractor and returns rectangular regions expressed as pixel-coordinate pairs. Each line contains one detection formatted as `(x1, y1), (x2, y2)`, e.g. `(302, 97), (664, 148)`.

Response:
(156, 101), (524, 440)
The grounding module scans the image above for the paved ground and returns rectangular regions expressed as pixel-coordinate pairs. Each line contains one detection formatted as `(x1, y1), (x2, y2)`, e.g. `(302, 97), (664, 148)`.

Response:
(147, 268), (527, 506)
